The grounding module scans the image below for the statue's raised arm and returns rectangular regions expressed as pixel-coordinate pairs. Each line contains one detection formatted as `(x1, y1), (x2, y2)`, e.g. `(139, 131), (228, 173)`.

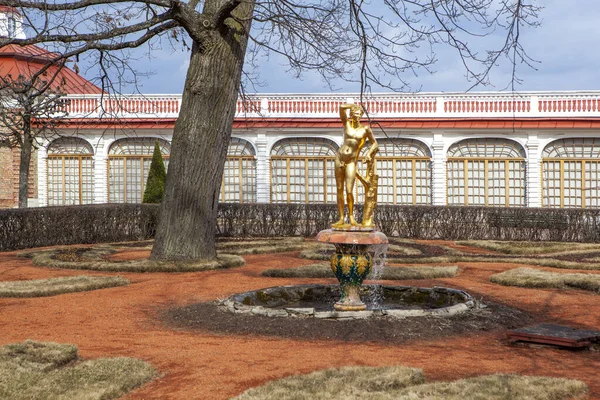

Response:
(339, 103), (353, 124)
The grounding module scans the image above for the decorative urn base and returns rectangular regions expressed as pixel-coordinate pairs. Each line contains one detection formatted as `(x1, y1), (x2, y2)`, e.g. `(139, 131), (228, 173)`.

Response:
(317, 228), (388, 311)
(330, 250), (372, 310)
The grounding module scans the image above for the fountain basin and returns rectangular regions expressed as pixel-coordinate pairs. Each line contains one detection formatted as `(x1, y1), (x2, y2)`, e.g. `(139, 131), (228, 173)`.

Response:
(220, 284), (476, 320)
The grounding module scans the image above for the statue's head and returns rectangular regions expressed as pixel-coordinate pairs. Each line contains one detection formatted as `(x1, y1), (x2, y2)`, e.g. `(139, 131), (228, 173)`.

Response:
(350, 105), (364, 120)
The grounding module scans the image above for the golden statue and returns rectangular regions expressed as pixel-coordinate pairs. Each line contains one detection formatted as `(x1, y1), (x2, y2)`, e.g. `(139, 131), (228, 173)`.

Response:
(356, 152), (378, 228)
(332, 103), (379, 229)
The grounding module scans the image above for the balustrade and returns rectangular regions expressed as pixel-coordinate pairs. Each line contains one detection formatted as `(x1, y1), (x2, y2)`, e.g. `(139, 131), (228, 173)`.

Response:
(58, 91), (600, 119)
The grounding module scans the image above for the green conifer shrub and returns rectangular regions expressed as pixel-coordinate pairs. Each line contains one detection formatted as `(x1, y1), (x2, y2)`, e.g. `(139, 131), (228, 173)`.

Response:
(142, 140), (167, 203)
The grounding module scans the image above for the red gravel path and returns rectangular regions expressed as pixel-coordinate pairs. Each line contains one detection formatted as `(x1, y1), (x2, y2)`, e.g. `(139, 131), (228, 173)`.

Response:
(0, 242), (598, 399)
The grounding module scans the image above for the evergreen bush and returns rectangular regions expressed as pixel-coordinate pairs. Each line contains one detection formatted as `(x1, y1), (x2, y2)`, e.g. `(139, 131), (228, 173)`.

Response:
(142, 140), (167, 203)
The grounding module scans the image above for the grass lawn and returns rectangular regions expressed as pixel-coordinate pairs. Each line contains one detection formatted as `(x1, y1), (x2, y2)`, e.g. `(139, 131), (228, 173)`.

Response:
(456, 240), (600, 255)
(29, 250), (245, 272)
(262, 263), (460, 280)
(490, 267), (600, 293)
(234, 366), (587, 400)
(0, 275), (129, 297)
(0, 341), (156, 400)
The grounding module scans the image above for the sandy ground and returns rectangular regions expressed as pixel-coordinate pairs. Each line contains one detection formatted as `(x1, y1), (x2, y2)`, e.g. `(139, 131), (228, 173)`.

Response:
(0, 242), (599, 400)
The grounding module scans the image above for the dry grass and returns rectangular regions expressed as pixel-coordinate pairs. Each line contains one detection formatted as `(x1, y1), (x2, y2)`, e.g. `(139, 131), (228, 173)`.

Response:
(233, 366), (587, 400)
(262, 264), (460, 280)
(0, 340), (156, 400)
(299, 244), (423, 260)
(222, 242), (322, 255)
(379, 265), (460, 280)
(30, 251), (245, 272)
(387, 244), (422, 256)
(490, 267), (600, 293)
(262, 263), (333, 278)
(398, 374), (587, 400)
(234, 366), (425, 400)
(457, 240), (600, 255)
(298, 249), (331, 260)
(217, 237), (305, 249)
(0, 276), (129, 297)
(387, 255), (600, 270)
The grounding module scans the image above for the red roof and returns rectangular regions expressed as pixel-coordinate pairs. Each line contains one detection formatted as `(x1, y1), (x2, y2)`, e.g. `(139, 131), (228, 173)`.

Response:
(0, 6), (20, 15)
(0, 44), (102, 94)
(0, 43), (57, 62)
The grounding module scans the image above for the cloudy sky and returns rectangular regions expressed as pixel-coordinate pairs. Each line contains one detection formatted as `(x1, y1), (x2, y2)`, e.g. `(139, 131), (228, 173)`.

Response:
(123, 0), (600, 95)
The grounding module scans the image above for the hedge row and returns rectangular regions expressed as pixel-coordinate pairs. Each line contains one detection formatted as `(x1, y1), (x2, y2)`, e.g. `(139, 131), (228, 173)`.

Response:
(217, 203), (600, 242)
(0, 204), (159, 251)
(2, 203), (600, 251)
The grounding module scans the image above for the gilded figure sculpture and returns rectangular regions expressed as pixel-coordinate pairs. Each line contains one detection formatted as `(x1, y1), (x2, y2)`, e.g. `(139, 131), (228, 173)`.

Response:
(356, 150), (378, 228)
(332, 103), (379, 229)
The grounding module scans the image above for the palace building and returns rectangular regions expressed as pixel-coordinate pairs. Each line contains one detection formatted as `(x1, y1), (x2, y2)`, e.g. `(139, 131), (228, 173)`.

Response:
(2, 8), (600, 210)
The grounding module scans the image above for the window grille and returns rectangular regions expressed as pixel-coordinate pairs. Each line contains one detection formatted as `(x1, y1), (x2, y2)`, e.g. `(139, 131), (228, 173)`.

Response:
(542, 138), (600, 208)
(220, 138), (257, 203)
(270, 138), (337, 203)
(47, 137), (94, 206)
(108, 138), (170, 203)
(447, 138), (526, 206)
(357, 139), (432, 205)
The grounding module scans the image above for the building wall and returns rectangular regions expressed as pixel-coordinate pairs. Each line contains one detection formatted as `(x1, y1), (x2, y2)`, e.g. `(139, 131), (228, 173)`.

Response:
(34, 126), (600, 208)
(0, 146), (38, 208)
(0, 146), (15, 207)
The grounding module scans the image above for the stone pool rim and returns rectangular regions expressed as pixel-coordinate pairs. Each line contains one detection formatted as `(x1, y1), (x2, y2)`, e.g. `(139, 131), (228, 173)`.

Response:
(219, 284), (476, 320)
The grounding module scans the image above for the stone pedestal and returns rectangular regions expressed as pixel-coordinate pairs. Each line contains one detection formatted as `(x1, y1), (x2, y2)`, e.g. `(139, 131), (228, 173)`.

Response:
(316, 229), (388, 311)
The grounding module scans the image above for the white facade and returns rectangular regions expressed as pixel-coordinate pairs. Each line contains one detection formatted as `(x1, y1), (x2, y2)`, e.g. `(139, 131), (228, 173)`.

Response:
(37, 92), (600, 208)
(0, 9), (26, 39)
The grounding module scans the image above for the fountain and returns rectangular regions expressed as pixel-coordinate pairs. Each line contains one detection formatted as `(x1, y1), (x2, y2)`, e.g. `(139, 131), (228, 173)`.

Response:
(316, 101), (387, 311)
(221, 102), (476, 319)
(316, 230), (387, 311)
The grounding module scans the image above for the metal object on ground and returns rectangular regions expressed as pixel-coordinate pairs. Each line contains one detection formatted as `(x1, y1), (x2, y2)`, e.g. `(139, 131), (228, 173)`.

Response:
(507, 323), (600, 348)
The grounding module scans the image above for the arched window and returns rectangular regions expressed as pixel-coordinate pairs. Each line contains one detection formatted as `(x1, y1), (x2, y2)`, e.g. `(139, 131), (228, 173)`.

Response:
(47, 137), (94, 206)
(270, 137), (338, 203)
(220, 138), (256, 203)
(543, 138), (600, 208)
(108, 138), (170, 203)
(447, 138), (526, 206)
(358, 138), (432, 205)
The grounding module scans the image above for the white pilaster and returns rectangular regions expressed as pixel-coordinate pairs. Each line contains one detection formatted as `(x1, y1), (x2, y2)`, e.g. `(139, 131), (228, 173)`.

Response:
(526, 133), (542, 207)
(254, 134), (270, 203)
(431, 133), (447, 206)
(36, 142), (48, 207)
(93, 137), (108, 203)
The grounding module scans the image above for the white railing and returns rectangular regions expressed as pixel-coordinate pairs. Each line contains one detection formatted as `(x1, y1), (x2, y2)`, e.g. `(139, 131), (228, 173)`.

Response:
(59, 91), (600, 120)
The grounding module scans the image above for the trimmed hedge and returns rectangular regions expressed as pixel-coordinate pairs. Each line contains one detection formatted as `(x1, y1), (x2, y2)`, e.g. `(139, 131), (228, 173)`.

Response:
(0, 204), (159, 251)
(2, 203), (600, 251)
(217, 203), (600, 242)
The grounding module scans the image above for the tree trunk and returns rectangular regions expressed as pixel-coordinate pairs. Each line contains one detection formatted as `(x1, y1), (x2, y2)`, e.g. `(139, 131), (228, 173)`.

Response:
(151, 1), (254, 260)
(18, 118), (33, 208)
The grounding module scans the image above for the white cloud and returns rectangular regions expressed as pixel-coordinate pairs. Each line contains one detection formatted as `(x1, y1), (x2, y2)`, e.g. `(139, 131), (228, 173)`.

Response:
(119, 1), (600, 94)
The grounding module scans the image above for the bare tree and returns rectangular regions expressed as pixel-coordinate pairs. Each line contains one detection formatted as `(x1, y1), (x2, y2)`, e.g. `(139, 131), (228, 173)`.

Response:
(0, 66), (69, 208)
(0, 0), (541, 259)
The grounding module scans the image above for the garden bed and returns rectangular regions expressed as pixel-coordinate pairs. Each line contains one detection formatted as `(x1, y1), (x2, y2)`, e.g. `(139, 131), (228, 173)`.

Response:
(0, 239), (599, 399)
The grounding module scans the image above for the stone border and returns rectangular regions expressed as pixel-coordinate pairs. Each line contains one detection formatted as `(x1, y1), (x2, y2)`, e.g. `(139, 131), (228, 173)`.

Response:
(220, 284), (476, 320)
